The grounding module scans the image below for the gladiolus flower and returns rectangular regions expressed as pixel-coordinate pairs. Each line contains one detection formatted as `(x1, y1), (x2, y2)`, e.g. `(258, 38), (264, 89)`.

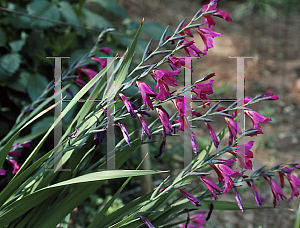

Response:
(191, 80), (214, 100)
(278, 167), (300, 201)
(197, 172), (222, 200)
(182, 40), (204, 58)
(117, 122), (131, 147)
(136, 81), (157, 110)
(262, 90), (278, 100)
(8, 159), (20, 174)
(264, 176), (287, 207)
(210, 160), (242, 193)
(153, 69), (181, 101)
(177, 189), (201, 207)
(245, 110), (272, 136)
(205, 122), (219, 148)
(216, 107), (242, 146)
(188, 129), (198, 154)
(74, 67), (98, 88)
(98, 47), (111, 55)
(173, 96), (192, 132)
(119, 93), (135, 117)
(229, 141), (254, 170)
(77, 67), (97, 81)
(140, 216), (155, 228)
(233, 188), (244, 212)
(137, 113), (151, 142)
(92, 56), (107, 69)
(0, 168), (6, 176)
(202, 1), (232, 28)
(168, 56), (186, 69)
(196, 27), (223, 55)
(180, 23), (194, 37)
(156, 106), (172, 136)
(178, 211), (206, 228)
(247, 181), (263, 207)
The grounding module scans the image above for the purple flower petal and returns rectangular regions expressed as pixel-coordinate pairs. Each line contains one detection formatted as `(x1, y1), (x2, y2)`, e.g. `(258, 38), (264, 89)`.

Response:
(177, 189), (201, 207)
(233, 188), (244, 212)
(140, 216), (155, 228)
(118, 123), (131, 147)
(119, 93), (135, 117)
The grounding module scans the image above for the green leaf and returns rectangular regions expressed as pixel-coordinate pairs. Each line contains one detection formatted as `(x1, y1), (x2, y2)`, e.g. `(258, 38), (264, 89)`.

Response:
(114, 20), (143, 92)
(27, 0), (60, 28)
(31, 116), (54, 136)
(0, 53), (21, 74)
(9, 40), (26, 52)
(295, 204), (300, 228)
(0, 28), (7, 47)
(88, 155), (147, 228)
(59, 1), (81, 25)
(27, 74), (48, 102)
(82, 8), (112, 29)
(88, 0), (128, 18)
(0, 170), (161, 227)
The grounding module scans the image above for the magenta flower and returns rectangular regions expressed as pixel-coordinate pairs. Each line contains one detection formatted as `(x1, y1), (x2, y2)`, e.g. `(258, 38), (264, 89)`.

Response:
(187, 128), (198, 154)
(98, 47), (111, 55)
(178, 211), (206, 228)
(229, 141), (254, 169)
(117, 122), (131, 147)
(247, 181), (264, 207)
(202, 1), (232, 28)
(91, 56), (107, 69)
(177, 189), (201, 207)
(174, 96), (186, 117)
(73, 77), (86, 88)
(77, 67), (97, 81)
(168, 56), (186, 69)
(156, 106), (172, 136)
(137, 113), (151, 142)
(264, 176), (287, 207)
(210, 160), (242, 193)
(233, 188), (244, 212)
(8, 151), (21, 157)
(180, 23), (194, 37)
(0, 167), (6, 176)
(196, 27), (223, 55)
(278, 167), (300, 201)
(205, 122), (219, 148)
(74, 67), (98, 88)
(173, 96), (192, 132)
(216, 107), (242, 146)
(8, 159), (20, 174)
(245, 110), (272, 136)
(262, 90), (278, 100)
(140, 216), (155, 228)
(191, 80), (214, 100)
(197, 172), (222, 200)
(153, 69), (181, 101)
(119, 93), (135, 117)
(68, 128), (78, 146)
(136, 81), (157, 110)
(182, 40), (204, 58)
(226, 117), (242, 145)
